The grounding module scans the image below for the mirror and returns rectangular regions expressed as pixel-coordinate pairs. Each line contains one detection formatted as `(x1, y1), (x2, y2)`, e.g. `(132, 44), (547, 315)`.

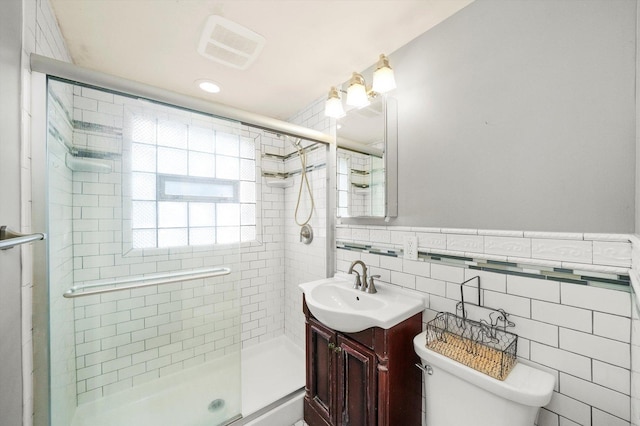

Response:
(336, 96), (397, 219)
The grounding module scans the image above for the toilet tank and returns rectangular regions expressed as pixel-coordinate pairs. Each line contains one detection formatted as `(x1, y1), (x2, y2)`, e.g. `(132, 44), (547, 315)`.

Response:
(413, 331), (555, 426)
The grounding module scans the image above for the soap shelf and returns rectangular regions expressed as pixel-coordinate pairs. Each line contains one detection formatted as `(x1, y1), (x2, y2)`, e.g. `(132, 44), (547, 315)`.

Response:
(425, 276), (518, 380)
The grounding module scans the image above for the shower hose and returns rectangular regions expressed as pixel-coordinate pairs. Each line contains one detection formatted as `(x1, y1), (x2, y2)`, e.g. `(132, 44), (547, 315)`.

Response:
(291, 138), (314, 227)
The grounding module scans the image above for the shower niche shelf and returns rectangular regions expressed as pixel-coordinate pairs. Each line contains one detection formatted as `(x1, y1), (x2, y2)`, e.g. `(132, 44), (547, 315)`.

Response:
(265, 179), (293, 188)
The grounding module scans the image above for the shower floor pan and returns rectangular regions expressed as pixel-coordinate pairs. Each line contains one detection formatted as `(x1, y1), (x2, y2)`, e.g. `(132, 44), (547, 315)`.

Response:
(70, 336), (305, 426)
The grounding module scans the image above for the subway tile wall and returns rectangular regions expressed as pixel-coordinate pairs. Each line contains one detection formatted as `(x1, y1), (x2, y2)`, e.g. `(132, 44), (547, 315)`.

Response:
(284, 98), (331, 350)
(61, 82), (308, 404)
(337, 224), (633, 426)
(72, 266), (242, 404)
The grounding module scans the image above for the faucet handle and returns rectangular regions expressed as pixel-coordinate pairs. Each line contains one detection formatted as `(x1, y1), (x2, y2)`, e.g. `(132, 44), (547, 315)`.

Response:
(350, 270), (362, 289)
(366, 275), (380, 294)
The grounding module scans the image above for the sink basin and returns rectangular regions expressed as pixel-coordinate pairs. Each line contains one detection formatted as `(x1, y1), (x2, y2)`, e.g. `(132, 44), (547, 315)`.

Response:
(299, 274), (426, 333)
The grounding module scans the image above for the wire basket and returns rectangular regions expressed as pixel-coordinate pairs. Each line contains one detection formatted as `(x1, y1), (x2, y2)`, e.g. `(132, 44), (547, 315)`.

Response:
(426, 311), (518, 380)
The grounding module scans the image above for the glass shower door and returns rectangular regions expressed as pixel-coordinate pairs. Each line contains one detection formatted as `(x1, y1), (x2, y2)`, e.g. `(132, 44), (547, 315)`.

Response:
(45, 78), (244, 426)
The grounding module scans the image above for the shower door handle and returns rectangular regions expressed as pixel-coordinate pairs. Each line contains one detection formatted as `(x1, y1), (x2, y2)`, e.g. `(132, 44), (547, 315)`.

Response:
(0, 226), (46, 250)
(64, 267), (231, 298)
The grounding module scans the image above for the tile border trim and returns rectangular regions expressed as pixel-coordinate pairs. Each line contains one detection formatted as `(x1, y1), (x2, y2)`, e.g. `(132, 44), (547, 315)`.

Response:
(336, 225), (633, 291)
(337, 241), (630, 291)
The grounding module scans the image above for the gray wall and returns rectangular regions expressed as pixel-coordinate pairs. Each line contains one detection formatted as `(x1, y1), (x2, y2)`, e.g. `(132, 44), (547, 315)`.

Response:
(0, 0), (24, 424)
(389, 0), (636, 232)
(636, 0), (640, 234)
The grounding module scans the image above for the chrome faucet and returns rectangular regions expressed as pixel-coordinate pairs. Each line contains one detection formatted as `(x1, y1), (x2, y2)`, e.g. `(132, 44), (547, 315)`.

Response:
(348, 260), (367, 290)
(367, 275), (380, 294)
(348, 260), (374, 292)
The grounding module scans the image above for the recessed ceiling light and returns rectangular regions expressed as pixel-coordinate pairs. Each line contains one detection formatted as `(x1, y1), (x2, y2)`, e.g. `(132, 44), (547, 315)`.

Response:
(196, 79), (221, 94)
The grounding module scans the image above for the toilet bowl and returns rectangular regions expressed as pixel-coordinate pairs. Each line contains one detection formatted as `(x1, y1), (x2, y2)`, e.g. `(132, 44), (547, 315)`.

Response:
(413, 331), (555, 426)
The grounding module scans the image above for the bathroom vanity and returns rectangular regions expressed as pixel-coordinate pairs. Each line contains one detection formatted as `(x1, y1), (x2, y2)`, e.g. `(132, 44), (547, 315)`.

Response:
(302, 297), (421, 426)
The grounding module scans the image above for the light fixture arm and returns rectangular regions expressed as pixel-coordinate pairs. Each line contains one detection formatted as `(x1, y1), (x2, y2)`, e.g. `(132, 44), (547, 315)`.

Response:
(375, 54), (392, 72)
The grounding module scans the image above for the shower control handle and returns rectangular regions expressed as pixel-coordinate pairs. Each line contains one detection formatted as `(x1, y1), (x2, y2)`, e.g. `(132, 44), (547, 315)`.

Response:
(299, 224), (313, 244)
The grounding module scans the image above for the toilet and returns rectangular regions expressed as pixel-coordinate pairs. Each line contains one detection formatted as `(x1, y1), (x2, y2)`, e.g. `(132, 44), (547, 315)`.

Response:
(413, 331), (555, 426)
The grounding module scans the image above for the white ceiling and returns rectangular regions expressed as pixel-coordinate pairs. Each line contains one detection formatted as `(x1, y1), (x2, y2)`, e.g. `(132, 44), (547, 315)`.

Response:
(49, 0), (473, 120)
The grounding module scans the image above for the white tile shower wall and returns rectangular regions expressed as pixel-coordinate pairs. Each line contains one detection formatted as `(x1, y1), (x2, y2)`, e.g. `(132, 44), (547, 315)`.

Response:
(241, 130), (287, 348)
(68, 89), (290, 402)
(73, 268), (242, 404)
(337, 225), (633, 425)
(23, 1), (73, 425)
(284, 163), (327, 349)
(284, 98), (330, 350)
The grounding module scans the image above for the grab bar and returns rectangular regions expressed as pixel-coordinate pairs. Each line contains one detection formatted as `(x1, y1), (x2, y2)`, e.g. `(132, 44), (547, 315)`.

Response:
(0, 226), (46, 250)
(63, 266), (231, 298)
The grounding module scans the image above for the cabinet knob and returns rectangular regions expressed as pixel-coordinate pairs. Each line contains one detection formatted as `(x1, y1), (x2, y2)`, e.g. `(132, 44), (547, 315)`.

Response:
(328, 342), (342, 353)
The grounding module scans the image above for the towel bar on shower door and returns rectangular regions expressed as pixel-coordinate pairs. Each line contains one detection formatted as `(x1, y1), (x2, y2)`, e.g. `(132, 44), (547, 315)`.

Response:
(63, 267), (232, 298)
(0, 226), (46, 250)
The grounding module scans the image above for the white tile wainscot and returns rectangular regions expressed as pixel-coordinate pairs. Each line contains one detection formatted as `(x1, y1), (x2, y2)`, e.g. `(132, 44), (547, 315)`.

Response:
(336, 225), (633, 425)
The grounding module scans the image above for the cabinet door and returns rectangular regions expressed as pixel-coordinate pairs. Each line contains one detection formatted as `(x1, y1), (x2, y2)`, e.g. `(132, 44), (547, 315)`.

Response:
(336, 335), (377, 426)
(307, 319), (338, 424)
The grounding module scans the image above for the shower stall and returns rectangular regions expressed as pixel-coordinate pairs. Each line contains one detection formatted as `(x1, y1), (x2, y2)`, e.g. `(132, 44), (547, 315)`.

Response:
(32, 67), (332, 426)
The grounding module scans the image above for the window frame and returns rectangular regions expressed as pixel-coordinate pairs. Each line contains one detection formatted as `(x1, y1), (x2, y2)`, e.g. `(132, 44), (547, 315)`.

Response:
(157, 174), (240, 203)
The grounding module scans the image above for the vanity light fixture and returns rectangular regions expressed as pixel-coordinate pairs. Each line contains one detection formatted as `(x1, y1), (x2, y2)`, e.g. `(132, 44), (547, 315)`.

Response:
(324, 86), (346, 118)
(346, 72), (370, 108)
(196, 79), (221, 94)
(372, 54), (396, 94)
(324, 53), (396, 118)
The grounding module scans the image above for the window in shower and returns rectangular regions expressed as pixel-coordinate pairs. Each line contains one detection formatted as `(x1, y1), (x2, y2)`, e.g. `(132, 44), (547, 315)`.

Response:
(126, 110), (257, 249)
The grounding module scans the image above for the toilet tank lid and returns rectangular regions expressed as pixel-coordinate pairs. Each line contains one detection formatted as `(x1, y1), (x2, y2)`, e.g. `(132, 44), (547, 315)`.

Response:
(413, 331), (555, 407)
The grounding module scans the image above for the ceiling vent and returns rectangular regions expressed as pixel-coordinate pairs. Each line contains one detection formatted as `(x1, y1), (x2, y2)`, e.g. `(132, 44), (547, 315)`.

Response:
(197, 15), (266, 70)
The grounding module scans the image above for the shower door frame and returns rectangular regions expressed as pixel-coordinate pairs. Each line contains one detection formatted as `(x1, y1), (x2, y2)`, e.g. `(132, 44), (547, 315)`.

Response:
(30, 58), (336, 426)
(31, 70), (51, 426)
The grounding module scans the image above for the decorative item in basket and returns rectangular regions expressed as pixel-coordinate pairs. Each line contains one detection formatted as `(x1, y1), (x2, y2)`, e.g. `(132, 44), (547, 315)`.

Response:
(426, 312), (518, 380)
(425, 276), (519, 381)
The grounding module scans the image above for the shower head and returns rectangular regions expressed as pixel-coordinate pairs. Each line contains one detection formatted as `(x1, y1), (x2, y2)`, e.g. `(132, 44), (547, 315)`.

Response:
(285, 135), (302, 148)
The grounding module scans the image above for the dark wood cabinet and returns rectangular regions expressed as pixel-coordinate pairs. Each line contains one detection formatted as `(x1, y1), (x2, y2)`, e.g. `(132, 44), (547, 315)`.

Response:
(303, 297), (421, 426)
(336, 334), (377, 425)
(306, 317), (336, 423)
